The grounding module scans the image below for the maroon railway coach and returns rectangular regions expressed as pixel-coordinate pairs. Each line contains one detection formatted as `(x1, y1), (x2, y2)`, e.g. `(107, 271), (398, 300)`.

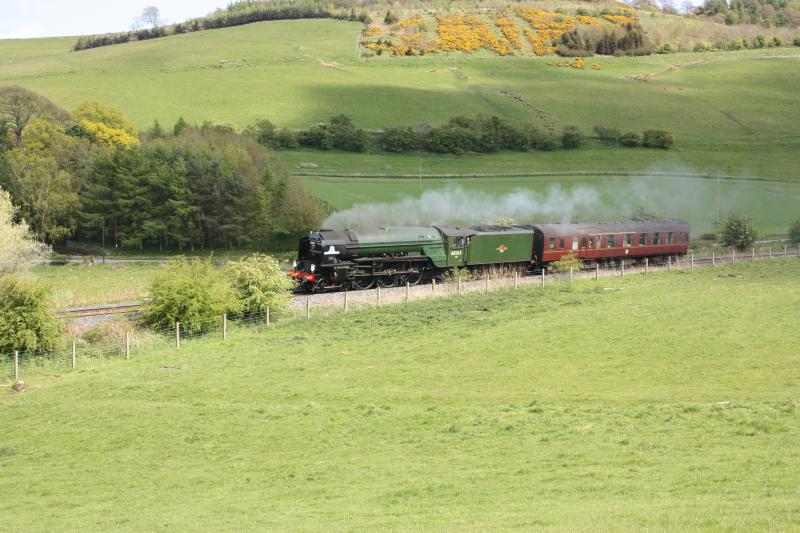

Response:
(528, 219), (690, 267)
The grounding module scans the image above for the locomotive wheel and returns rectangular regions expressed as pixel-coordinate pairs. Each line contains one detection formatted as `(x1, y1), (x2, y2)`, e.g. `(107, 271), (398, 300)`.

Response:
(350, 276), (375, 290)
(404, 271), (422, 285)
(377, 275), (397, 288)
(312, 278), (330, 294)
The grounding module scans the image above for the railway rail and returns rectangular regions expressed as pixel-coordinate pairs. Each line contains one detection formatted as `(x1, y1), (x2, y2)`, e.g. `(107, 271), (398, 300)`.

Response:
(53, 248), (798, 320)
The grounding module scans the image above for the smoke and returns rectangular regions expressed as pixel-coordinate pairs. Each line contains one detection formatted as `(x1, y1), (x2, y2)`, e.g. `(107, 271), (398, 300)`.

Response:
(323, 185), (604, 229)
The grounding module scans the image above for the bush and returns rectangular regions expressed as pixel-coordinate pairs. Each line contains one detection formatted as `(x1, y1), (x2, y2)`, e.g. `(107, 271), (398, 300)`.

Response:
(561, 126), (583, 149)
(593, 125), (621, 147)
(142, 257), (240, 334)
(693, 41), (710, 52)
(0, 275), (61, 354)
(794, 37), (800, 47)
(619, 131), (641, 147)
(719, 215), (758, 251)
(642, 129), (674, 149)
(533, 130), (561, 151)
(226, 253), (291, 317)
(788, 219), (800, 244)
(549, 253), (582, 272)
(379, 127), (418, 152)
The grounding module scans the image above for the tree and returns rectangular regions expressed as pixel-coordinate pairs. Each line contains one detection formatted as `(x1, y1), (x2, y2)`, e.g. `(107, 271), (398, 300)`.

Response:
(143, 257), (240, 334)
(173, 116), (189, 136)
(788, 218), (800, 244)
(561, 126), (583, 149)
(719, 214), (758, 251)
(642, 129), (674, 148)
(0, 86), (67, 145)
(142, 6), (161, 28)
(619, 131), (641, 147)
(0, 187), (48, 273)
(5, 116), (79, 242)
(226, 253), (291, 316)
(0, 275), (62, 354)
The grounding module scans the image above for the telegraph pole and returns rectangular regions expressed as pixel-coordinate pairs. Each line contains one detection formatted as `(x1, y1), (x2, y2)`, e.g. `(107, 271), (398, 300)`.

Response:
(419, 158), (422, 193)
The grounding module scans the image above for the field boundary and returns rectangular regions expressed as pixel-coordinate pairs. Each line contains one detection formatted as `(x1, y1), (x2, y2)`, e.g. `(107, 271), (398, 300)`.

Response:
(294, 170), (795, 183)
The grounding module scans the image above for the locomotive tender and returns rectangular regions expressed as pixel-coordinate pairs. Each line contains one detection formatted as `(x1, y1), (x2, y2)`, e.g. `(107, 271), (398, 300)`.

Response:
(290, 220), (690, 292)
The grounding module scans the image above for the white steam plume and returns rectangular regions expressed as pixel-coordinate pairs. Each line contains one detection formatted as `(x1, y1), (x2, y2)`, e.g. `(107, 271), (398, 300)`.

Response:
(323, 184), (603, 229)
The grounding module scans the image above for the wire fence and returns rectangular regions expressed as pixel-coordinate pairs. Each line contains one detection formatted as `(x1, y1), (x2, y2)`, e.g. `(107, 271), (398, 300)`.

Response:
(2, 242), (799, 385)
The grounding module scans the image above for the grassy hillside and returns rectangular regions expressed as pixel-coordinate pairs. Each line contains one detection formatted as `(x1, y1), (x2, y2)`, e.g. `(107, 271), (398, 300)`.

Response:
(1, 19), (800, 182)
(1, 259), (799, 530)
(300, 174), (800, 234)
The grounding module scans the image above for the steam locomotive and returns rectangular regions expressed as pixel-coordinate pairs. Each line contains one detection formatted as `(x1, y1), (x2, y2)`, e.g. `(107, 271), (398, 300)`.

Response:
(290, 220), (690, 292)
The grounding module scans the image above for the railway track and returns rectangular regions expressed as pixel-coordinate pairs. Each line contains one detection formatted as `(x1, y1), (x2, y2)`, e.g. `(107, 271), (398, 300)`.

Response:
(55, 302), (145, 319)
(54, 250), (798, 319)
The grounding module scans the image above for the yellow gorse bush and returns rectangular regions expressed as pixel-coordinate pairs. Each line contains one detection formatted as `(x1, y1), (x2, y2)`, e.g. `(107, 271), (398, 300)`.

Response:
(435, 13), (512, 55)
(78, 119), (139, 149)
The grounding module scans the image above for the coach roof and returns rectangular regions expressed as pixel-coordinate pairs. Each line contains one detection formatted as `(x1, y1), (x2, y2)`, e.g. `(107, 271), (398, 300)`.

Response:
(529, 219), (689, 236)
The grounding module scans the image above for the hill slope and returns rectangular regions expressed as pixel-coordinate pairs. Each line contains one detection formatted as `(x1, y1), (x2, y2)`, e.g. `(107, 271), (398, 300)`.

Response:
(1, 260), (799, 529)
(1, 19), (800, 181)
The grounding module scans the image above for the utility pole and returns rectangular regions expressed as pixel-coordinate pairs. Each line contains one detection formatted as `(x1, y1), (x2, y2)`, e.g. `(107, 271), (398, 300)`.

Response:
(418, 158), (422, 194)
(716, 172), (720, 224)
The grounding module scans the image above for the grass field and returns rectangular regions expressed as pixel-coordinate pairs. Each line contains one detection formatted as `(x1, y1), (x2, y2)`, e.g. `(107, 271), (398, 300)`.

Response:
(26, 263), (163, 308)
(1, 259), (799, 530)
(301, 174), (800, 235)
(2, 20), (800, 181)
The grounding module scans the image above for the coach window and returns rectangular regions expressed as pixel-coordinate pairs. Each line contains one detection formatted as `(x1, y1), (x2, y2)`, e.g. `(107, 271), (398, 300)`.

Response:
(548, 237), (555, 251)
(572, 237), (579, 251)
(625, 233), (632, 247)
(667, 232), (673, 244)
(595, 236), (603, 248)
(607, 234), (616, 248)
(559, 238), (565, 249)
(639, 232), (647, 246)
(581, 238), (588, 248)
(653, 232), (660, 245)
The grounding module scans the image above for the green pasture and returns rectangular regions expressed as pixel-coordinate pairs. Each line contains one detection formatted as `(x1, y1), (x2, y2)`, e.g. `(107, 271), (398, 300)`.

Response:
(2, 260), (799, 530)
(1, 20), (800, 180)
(301, 174), (800, 235)
(27, 263), (162, 308)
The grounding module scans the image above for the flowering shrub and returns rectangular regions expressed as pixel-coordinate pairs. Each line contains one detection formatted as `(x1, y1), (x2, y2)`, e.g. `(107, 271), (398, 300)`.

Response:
(76, 119), (140, 149)
(435, 13), (512, 55)
(494, 12), (522, 49)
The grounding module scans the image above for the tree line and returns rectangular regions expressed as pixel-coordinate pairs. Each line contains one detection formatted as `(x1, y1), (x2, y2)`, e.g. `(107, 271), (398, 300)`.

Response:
(247, 114), (675, 155)
(73, 0), (371, 51)
(0, 86), (322, 250)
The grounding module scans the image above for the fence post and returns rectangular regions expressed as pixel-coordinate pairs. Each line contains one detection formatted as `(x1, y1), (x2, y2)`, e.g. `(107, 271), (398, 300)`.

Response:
(732, 248), (735, 264)
(712, 251), (716, 267)
(752, 247), (755, 261)
(125, 331), (130, 360)
(784, 244), (788, 257)
(691, 253), (694, 270)
(265, 306), (270, 326)
(343, 291), (348, 313)
(14, 350), (19, 381)
(176, 322), (180, 349)
(667, 256), (671, 271)
(595, 263), (599, 280)
(569, 267), (573, 283)
(376, 286), (381, 305)
(514, 271), (518, 289)
(306, 297), (310, 319)
(485, 272), (489, 292)
(223, 313), (227, 340)
(457, 274), (462, 294)
(432, 278), (436, 294)
(645, 257), (649, 274)
(620, 259), (624, 277)
(71, 337), (77, 369)
(769, 245), (773, 259)
(541, 269), (545, 287)
(405, 282), (410, 302)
